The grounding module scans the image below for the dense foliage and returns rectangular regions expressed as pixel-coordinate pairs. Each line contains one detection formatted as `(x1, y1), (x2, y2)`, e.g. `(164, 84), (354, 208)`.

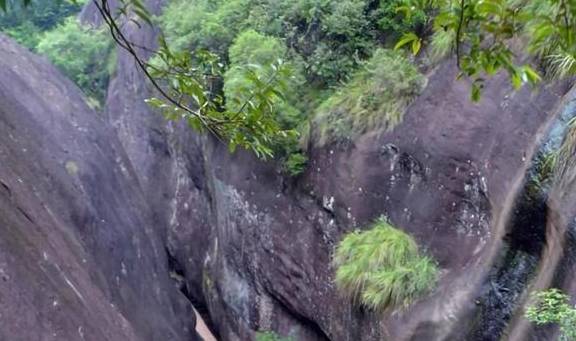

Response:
(158, 0), (419, 86)
(5, 0), (576, 167)
(153, 0), (428, 172)
(0, 0), (83, 49)
(333, 218), (438, 311)
(526, 289), (576, 341)
(397, 0), (576, 100)
(13, 0), (546, 167)
(0, 0), (113, 104)
(36, 17), (112, 103)
(313, 49), (425, 145)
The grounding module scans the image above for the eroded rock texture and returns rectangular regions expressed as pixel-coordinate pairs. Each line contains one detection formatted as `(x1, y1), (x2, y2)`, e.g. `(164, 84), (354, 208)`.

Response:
(3, 2), (576, 339)
(0, 34), (200, 341)
(89, 2), (574, 338)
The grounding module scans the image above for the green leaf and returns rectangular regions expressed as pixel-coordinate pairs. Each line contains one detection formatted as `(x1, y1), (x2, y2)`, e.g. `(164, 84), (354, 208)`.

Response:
(522, 65), (542, 85)
(476, 0), (503, 16)
(511, 71), (522, 90)
(395, 33), (420, 54)
(471, 83), (481, 102)
(412, 38), (422, 55)
(395, 5), (413, 19)
(433, 12), (457, 29)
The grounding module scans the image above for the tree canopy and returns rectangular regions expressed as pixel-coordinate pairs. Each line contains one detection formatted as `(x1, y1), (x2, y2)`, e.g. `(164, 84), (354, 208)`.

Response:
(396, 0), (576, 100)
(3, 0), (576, 156)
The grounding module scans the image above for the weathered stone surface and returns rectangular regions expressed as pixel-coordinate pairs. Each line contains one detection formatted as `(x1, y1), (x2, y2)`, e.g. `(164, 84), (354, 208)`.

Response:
(180, 62), (570, 340)
(0, 34), (199, 341)
(4, 1), (576, 338)
(98, 8), (573, 337)
(89, 0), (576, 334)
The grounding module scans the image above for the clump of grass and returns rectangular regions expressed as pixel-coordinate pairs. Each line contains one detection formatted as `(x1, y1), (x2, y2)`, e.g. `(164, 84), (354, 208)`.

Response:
(429, 29), (455, 62)
(333, 218), (439, 311)
(312, 49), (426, 146)
(554, 122), (576, 184)
(528, 149), (558, 197)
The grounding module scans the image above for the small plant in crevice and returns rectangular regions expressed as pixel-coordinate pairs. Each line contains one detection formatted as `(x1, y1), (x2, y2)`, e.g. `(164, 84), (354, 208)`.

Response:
(552, 123), (576, 189)
(528, 149), (558, 197)
(256, 331), (293, 341)
(332, 218), (439, 311)
(526, 288), (576, 341)
(283, 151), (308, 176)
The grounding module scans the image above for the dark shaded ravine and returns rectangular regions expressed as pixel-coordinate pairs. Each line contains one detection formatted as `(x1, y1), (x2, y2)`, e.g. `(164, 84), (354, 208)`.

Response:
(5, 0), (576, 339)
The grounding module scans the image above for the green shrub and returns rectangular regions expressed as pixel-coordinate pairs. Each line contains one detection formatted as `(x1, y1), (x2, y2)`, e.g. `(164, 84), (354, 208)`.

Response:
(526, 289), (576, 340)
(429, 29), (455, 62)
(374, 0), (426, 35)
(0, 0), (84, 49)
(224, 30), (309, 174)
(277, 0), (377, 84)
(322, 0), (367, 37)
(3, 21), (41, 49)
(333, 218), (438, 311)
(283, 152), (308, 176)
(527, 149), (558, 197)
(158, 0), (406, 85)
(313, 49), (426, 146)
(227, 29), (286, 66)
(224, 30), (304, 122)
(36, 17), (113, 102)
(158, 0), (253, 55)
(256, 331), (293, 341)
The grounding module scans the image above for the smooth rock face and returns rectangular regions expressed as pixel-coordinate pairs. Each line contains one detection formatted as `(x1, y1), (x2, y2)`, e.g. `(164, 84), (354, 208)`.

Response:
(3, 3), (576, 340)
(0, 34), (199, 341)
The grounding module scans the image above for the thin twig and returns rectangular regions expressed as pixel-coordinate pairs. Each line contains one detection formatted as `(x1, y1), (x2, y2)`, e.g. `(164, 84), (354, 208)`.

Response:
(456, 0), (466, 68)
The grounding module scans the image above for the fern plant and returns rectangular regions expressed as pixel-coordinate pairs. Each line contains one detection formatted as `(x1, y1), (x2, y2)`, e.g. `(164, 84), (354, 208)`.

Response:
(333, 218), (439, 311)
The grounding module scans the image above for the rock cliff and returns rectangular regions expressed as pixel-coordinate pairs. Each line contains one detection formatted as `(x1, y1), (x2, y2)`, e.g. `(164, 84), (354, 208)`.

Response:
(0, 34), (200, 341)
(3, 2), (576, 340)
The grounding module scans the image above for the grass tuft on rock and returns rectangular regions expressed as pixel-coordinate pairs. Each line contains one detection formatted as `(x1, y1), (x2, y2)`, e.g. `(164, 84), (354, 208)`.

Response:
(333, 218), (438, 311)
(312, 49), (426, 146)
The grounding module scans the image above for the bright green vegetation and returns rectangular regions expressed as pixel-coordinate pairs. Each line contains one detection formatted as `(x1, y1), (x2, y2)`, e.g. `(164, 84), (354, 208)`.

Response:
(158, 0), (420, 86)
(224, 30), (307, 169)
(224, 30), (303, 132)
(36, 17), (113, 104)
(528, 150), (558, 197)
(526, 289), (576, 341)
(6, 0), (576, 164)
(333, 218), (439, 311)
(313, 49), (426, 145)
(398, 0), (576, 100)
(153, 0), (426, 171)
(0, 0), (112, 104)
(256, 331), (293, 341)
(144, 0), (576, 155)
(0, 0), (83, 49)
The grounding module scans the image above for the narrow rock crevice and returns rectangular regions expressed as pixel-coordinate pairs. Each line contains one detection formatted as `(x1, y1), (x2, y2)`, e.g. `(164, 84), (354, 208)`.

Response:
(166, 247), (220, 339)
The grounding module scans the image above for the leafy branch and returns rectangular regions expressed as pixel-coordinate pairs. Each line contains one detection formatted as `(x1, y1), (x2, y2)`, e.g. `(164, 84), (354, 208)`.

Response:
(395, 0), (572, 100)
(2, 0), (297, 158)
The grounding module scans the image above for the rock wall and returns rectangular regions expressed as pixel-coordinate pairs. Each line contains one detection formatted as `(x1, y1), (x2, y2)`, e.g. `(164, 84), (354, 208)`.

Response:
(0, 34), (200, 341)
(3, 2), (576, 339)
(91, 1), (574, 337)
